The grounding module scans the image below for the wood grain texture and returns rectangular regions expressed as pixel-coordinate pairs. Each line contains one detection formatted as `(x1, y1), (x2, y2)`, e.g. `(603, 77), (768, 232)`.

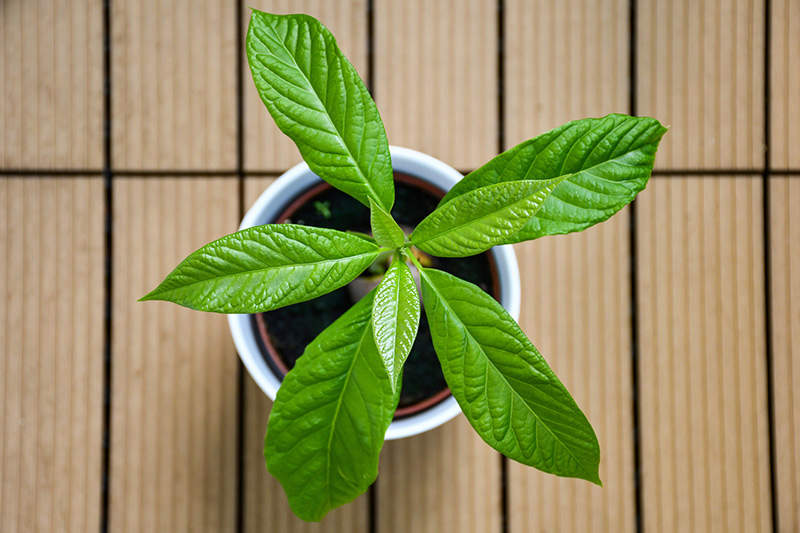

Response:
(374, 0), (497, 170)
(242, 177), (369, 533)
(0, 1), (103, 169)
(505, 0), (628, 147)
(243, 1), (368, 172)
(637, 176), (772, 533)
(637, 0), (765, 169)
(112, 1), (236, 170)
(509, 212), (635, 533)
(0, 177), (104, 533)
(771, 0), (800, 169)
(378, 417), (501, 533)
(111, 178), (239, 533)
(768, 176), (800, 532)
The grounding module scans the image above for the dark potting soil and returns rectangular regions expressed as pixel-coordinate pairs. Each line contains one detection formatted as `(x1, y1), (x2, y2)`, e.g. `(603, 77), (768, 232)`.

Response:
(254, 174), (499, 414)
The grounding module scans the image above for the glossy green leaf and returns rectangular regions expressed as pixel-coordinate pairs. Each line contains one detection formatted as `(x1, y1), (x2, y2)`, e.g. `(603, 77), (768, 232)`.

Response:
(265, 290), (397, 521)
(140, 224), (380, 313)
(247, 10), (394, 210)
(410, 178), (564, 257)
(440, 114), (667, 243)
(372, 259), (420, 390)
(369, 198), (406, 249)
(420, 268), (601, 483)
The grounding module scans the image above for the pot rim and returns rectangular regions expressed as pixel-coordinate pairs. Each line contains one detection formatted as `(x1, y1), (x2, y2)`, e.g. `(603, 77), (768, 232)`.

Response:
(228, 146), (521, 440)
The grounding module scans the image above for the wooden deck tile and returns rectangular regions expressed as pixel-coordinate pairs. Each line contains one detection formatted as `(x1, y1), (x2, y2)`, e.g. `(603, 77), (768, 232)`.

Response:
(112, 1), (237, 170)
(637, 0), (765, 169)
(768, 176), (800, 532)
(0, 177), (104, 533)
(0, 1), (103, 168)
(509, 212), (635, 533)
(771, 0), (800, 169)
(110, 177), (239, 533)
(637, 176), (772, 533)
(374, 0), (498, 170)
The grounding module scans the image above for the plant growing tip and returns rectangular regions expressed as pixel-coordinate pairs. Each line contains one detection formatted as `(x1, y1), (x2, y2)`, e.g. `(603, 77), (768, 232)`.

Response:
(141, 9), (665, 522)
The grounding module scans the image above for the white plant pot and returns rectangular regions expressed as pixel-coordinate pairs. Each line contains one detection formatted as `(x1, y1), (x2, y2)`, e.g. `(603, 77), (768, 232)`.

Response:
(228, 146), (521, 440)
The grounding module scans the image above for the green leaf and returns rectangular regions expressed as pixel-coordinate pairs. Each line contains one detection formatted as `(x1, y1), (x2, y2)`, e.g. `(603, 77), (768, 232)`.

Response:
(265, 290), (397, 521)
(140, 224), (380, 313)
(369, 198), (406, 249)
(440, 114), (667, 243)
(247, 10), (394, 210)
(410, 178), (564, 257)
(372, 259), (420, 390)
(420, 268), (601, 483)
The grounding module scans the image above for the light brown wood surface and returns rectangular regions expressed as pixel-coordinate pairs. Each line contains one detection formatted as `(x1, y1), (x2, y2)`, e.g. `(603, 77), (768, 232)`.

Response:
(1, 2), (798, 532)
(112, 0), (237, 170)
(637, 0), (765, 169)
(505, 0), (629, 147)
(0, 1), (103, 169)
(771, 0), (800, 169)
(374, 0), (497, 170)
(636, 176), (772, 533)
(510, 213), (635, 533)
(110, 178), (239, 533)
(243, 1), (368, 172)
(0, 177), (104, 533)
(241, 177), (370, 533)
(769, 176), (800, 533)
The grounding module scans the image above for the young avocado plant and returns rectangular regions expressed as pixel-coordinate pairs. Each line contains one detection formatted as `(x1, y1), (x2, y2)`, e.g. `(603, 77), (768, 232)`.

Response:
(141, 9), (666, 522)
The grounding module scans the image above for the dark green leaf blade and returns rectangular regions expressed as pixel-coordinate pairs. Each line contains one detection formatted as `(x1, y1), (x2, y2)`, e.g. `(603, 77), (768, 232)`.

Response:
(265, 290), (397, 521)
(369, 198), (406, 249)
(409, 178), (564, 257)
(420, 268), (601, 483)
(140, 224), (380, 313)
(247, 10), (394, 210)
(440, 114), (666, 242)
(372, 259), (420, 390)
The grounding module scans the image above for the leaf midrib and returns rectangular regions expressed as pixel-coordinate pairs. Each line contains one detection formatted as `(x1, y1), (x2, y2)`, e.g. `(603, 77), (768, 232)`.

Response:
(422, 271), (592, 473)
(414, 177), (565, 248)
(254, 19), (383, 206)
(324, 317), (371, 511)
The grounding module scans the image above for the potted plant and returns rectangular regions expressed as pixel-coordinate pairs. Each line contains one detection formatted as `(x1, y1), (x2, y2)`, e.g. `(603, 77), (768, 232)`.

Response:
(141, 9), (666, 522)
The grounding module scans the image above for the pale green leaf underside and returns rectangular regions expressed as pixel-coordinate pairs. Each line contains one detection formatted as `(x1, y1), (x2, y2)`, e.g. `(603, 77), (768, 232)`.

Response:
(265, 290), (396, 521)
(421, 268), (601, 483)
(140, 224), (380, 313)
(372, 260), (420, 390)
(441, 114), (667, 243)
(247, 10), (394, 210)
(410, 178), (564, 257)
(369, 198), (406, 249)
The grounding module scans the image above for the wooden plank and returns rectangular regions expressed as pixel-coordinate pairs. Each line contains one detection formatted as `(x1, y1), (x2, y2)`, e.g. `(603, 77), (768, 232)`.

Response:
(637, 176), (772, 533)
(504, 2), (635, 531)
(241, 177), (369, 532)
(378, 417), (501, 533)
(242, 1), (368, 172)
(0, 1), (103, 169)
(508, 212), (635, 533)
(110, 177), (239, 533)
(374, 0), (497, 170)
(637, 0), (765, 169)
(771, 0), (800, 169)
(505, 0), (629, 146)
(768, 176), (800, 532)
(0, 177), (104, 533)
(112, 1), (237, 170)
